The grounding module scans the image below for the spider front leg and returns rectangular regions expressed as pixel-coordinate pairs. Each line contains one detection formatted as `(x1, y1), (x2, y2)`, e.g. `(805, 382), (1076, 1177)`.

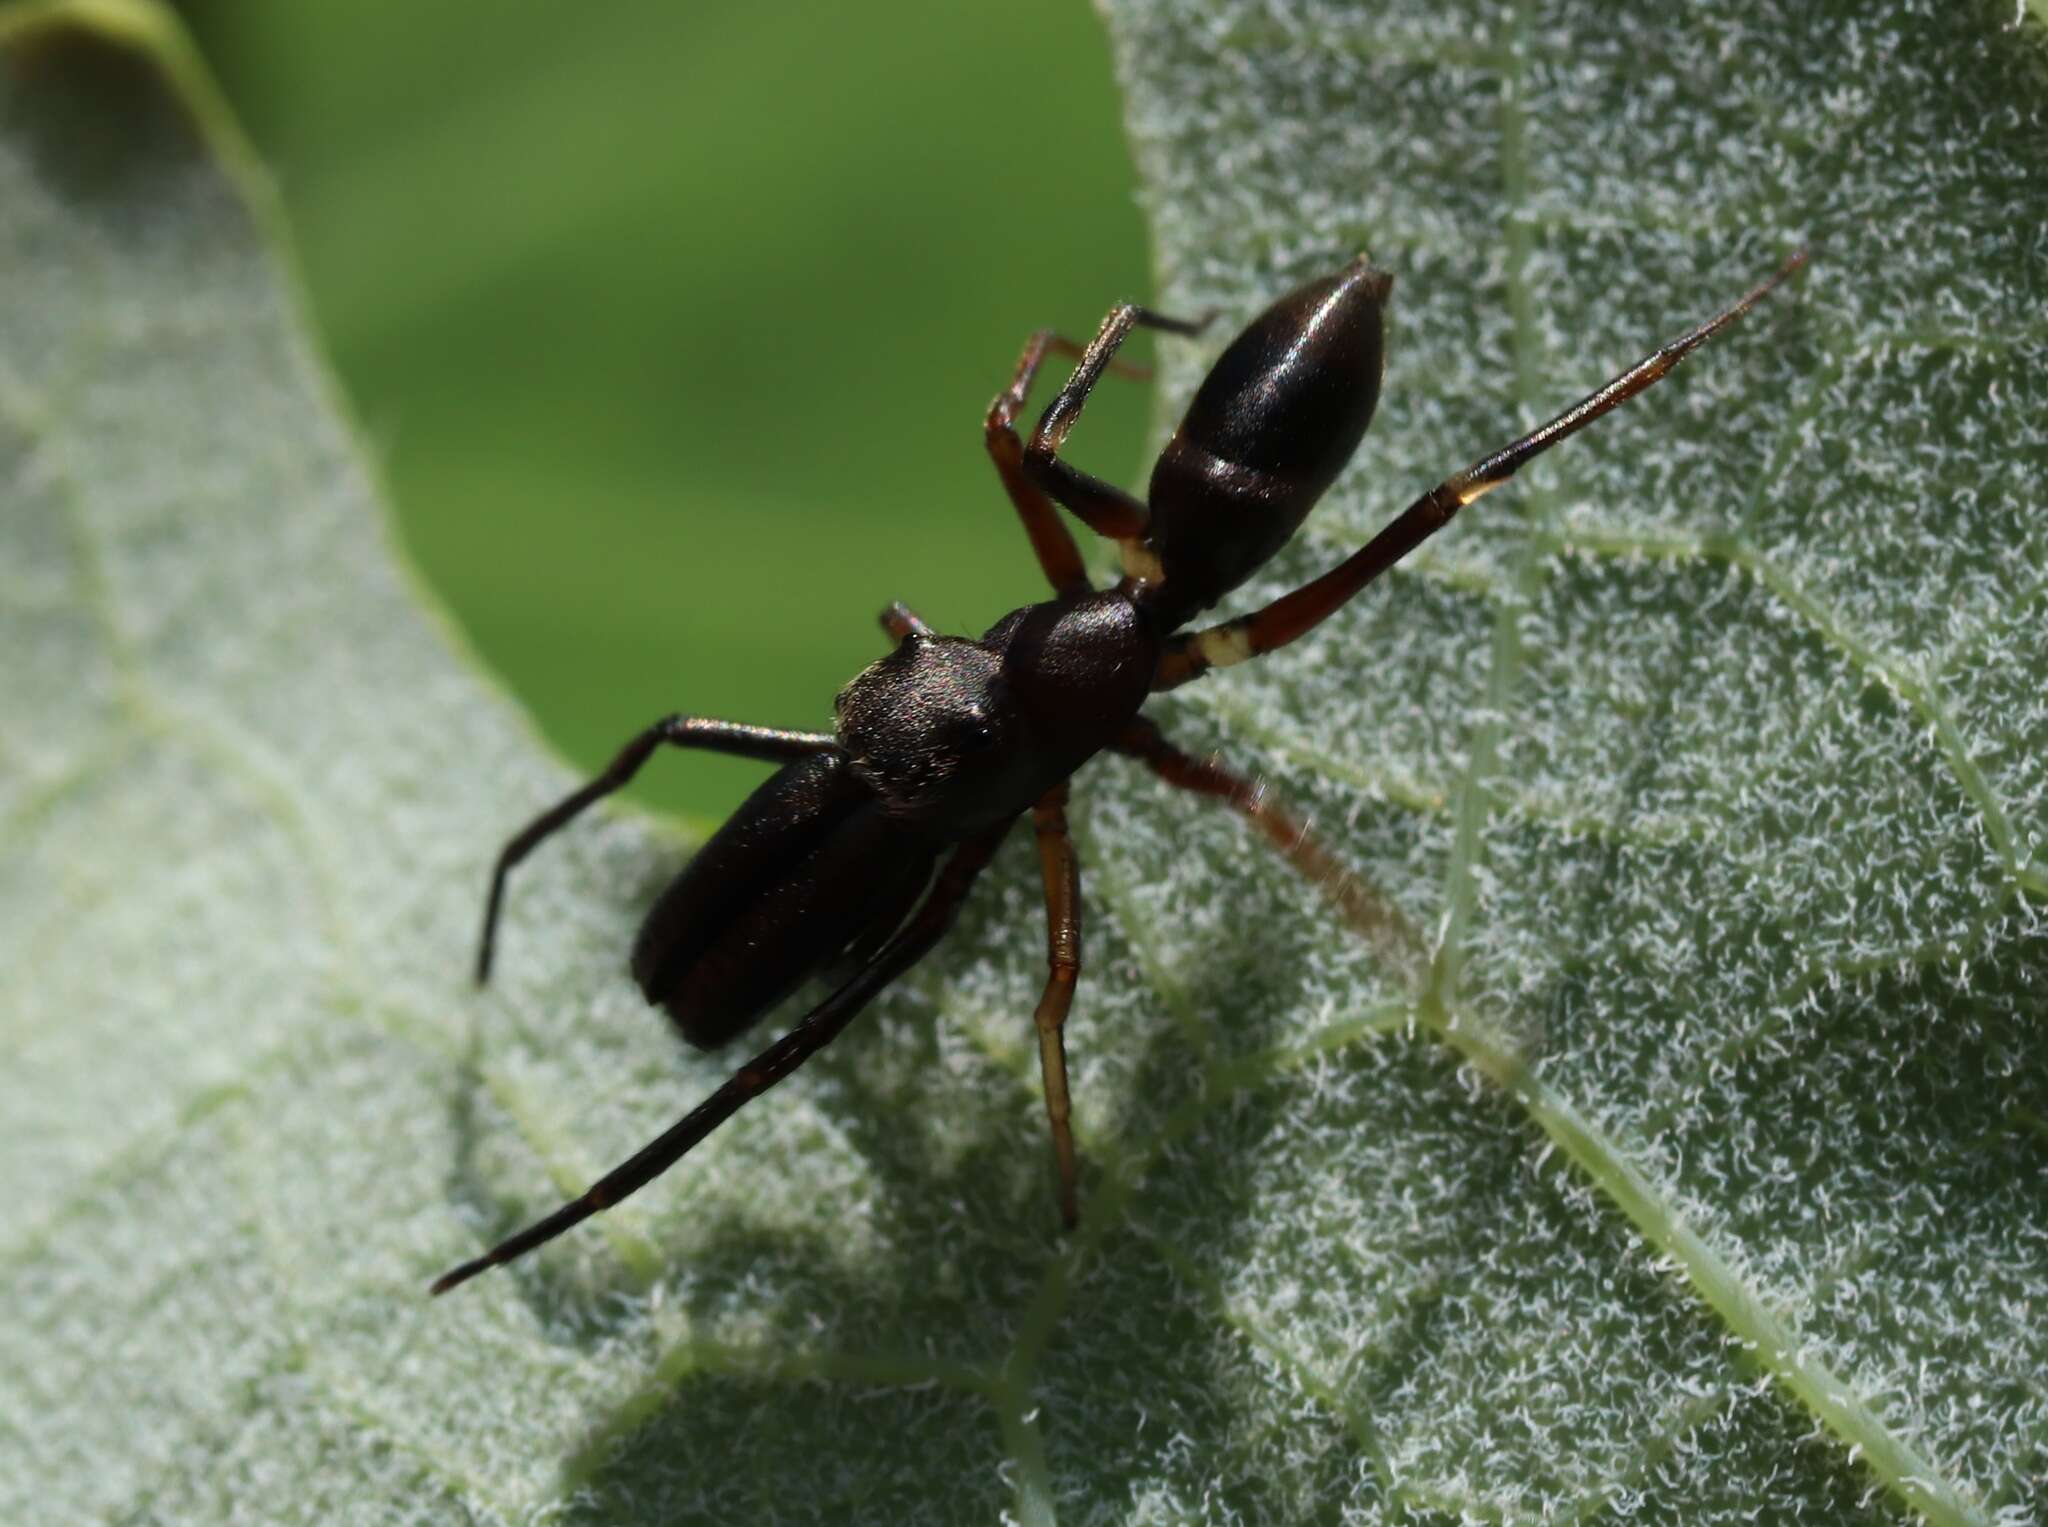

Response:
(476, 715), (834, 982)
(1154, 250), (1807, 688)
(986, 333), (1099, 598)
(987, 329), (1168, 597)
(1028, 782), (1085, 1227)
(1023, 303), (1212, 550)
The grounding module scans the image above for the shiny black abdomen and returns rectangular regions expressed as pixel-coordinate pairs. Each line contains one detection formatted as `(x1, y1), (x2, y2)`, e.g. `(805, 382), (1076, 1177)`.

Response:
(631, 752), (933, 1048)
(1143, 259), (1390, 628)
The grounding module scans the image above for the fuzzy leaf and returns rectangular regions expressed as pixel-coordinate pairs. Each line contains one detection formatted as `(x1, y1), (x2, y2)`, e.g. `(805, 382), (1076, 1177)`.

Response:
(2, 1), (2044, 1524)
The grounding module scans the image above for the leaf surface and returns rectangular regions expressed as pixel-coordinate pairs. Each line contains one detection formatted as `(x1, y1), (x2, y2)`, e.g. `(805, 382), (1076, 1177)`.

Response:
(1, 1), (2044, 1523)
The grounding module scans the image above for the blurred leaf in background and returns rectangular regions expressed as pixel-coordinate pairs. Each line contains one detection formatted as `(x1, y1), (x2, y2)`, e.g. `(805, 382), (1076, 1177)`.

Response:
(174, 0), (1155, 831)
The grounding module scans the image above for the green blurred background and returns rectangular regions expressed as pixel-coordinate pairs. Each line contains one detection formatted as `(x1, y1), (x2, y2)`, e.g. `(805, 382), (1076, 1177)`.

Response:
(176, 0), (1153, 833)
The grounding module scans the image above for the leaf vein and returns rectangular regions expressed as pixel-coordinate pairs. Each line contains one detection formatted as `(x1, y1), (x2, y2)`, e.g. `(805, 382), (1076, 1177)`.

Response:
(1420, 993), (1991, 1527)
(1550, 523), (2032, 884)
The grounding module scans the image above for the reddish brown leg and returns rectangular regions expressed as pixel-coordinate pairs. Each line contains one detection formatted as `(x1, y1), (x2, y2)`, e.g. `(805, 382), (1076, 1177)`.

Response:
(1030, 782), (1084, 1227)
(987, 333), (1098, 597)
(1155, 250), (1808, 689)
(1024, 302), (1213, 545)
(1115, 716), (1428, 984)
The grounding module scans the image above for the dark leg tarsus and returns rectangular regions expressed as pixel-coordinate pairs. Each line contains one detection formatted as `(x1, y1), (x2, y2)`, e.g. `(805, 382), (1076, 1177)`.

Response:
(477, 716), (835, 984)
(433, 820), (1014, 1296)
(1024, 303), (1213, 544)
(987, 331), (1151, 597)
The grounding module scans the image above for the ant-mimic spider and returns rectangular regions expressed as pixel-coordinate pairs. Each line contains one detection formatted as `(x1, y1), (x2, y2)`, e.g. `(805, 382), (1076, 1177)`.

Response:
(432, 247), (1805, 1295)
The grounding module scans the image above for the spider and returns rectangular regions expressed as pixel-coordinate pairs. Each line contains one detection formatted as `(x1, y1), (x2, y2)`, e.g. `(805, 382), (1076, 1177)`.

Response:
(431, 246), (1804, 1295)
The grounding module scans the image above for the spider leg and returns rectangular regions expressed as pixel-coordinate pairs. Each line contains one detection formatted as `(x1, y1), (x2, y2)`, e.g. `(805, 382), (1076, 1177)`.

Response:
(1023, 303), (1213, 549)
(988, 333), (1097, 598)
(1115, 716), (1427, 984)
(1029, 782), (1084, 1227)
(988, 330), (1163, 596)
(1154, 250), (1807, 689)
(477, 716), (835, 983)
(432, 818), (1014, 1295)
